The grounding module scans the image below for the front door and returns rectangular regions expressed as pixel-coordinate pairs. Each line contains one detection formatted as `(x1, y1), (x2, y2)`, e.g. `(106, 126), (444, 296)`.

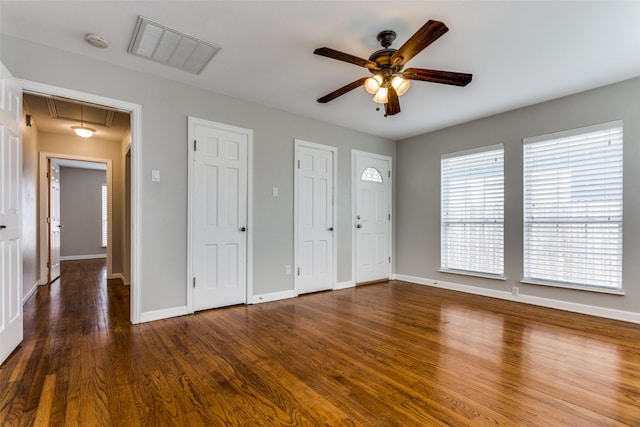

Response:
(191, 119), (249, 310)
(48, 159), (61, 283)
(354, 151), (391, 283)
(0, 62), (23, 364)
(295, 142), (335, 294)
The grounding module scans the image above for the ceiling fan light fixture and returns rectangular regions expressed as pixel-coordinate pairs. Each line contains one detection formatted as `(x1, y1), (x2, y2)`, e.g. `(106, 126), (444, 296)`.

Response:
(72, 125), (96, 138)
(364, 74), (383, 94)
(391, 76), (411, 96)
(373, 86), (389, 104)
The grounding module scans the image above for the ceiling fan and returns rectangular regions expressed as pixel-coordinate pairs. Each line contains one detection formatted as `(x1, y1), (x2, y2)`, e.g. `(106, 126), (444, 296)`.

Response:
(314, 20), (472, 116)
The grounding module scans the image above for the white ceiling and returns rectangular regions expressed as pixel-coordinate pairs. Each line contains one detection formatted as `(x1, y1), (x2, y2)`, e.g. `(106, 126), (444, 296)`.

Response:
(2, 1), (639, 140)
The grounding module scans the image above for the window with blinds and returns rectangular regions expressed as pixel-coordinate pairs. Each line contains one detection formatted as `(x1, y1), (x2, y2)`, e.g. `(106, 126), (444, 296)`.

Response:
(101, 184), (107, 247)
(441, 144), (504, 277)
(523, 121), (623, 291)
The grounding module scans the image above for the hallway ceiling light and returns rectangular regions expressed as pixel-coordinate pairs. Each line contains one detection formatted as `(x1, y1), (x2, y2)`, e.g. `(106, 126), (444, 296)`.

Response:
(127, 16), (222, 75)
(71, 104), (95, 138)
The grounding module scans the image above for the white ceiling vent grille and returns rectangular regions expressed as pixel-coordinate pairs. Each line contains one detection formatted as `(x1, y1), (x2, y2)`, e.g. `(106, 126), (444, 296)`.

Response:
(127, 16), (221, 75)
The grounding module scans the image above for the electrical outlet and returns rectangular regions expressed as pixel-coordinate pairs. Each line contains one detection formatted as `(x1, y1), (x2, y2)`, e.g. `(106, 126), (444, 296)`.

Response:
(512, 286), (519, 296)
(285, 265), (291, 275)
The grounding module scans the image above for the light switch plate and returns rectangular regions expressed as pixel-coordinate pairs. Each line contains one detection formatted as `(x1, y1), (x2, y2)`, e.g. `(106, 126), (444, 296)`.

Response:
(151, 169), (160, 182)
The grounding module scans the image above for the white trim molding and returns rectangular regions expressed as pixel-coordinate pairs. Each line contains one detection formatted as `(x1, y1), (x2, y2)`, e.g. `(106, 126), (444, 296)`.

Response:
(23, 282), (39, 304)
(251, 290), (297, 304)
(20, 78), (143, 324)
(395, 274), (640, 324)
(60, 254), (107, 261)
(334, 281), (355, 290)
(139, 306), (190, 323)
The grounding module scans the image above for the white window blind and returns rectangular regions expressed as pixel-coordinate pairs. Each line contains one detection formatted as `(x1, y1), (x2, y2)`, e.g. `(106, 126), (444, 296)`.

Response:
(441, 144), (504, 276)
(523, 121), (623, 290)
(101, 184), (107, 247)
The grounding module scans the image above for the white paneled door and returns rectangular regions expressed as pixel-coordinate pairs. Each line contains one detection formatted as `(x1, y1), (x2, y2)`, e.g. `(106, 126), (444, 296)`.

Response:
(295, 142), (335, 294)
(191, 119), (248, 311)
(48, 160), (61, 283)
(354, 152), (391, 283)
(0, 62), (23, 364)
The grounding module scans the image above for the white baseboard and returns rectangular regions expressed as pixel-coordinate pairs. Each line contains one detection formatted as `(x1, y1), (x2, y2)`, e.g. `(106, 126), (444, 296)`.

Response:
(251, 289), (297, 304)
(23, 281), (39, 303)
(395, 274), (640, 325)
(109, 273), (125, 282)
(335, 280), (355, 290)
(60, 254), (106, 261)
(139, 306), (190, 323)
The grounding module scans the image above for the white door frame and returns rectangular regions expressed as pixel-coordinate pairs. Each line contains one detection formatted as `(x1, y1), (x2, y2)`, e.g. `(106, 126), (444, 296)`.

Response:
(294, 139), (337, 294)
(38, 154), (112, 282)
(187, 117), (253, 311)
(20, 79), (143, 324)
(351, 150), (393, 283)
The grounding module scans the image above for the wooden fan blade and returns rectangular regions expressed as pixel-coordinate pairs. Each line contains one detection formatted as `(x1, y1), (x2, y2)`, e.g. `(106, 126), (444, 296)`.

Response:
(384, 86), (400, 116)
(390, 20), (448, 66)
(403, 68), (472, 86)
(314, 47), (379, 69)
(317, 77), (368, 103)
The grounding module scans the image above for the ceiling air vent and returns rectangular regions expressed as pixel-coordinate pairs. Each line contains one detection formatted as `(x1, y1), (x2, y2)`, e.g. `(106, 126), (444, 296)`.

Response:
(127, 16), (221, 75)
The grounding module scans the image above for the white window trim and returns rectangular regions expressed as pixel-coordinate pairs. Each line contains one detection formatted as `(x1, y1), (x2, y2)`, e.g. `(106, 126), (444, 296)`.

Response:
(441, 143), (505, 278)
(522, 120), (623, 292)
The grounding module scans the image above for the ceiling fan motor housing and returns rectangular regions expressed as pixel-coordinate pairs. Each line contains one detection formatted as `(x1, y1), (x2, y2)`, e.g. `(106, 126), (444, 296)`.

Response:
(369, 31), (404, 75)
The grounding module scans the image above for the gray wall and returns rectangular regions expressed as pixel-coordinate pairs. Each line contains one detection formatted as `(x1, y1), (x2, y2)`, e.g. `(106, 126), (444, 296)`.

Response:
(1, 35), (395, 315)
(59, 167), (106, 258)
(397, 76), (640, 314)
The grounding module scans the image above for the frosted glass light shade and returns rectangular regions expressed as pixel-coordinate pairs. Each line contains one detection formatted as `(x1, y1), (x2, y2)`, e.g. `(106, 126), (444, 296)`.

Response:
(373, 87), (388, 104)
(72, 125), (96, 138)
(391, 76), (411, 96)
(364, 75), (383, 94)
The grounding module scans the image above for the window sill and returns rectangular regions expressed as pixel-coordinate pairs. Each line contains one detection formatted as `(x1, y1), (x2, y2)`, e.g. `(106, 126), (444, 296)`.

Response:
(520, 279), (625, 295)
(439, 269), (506, 281)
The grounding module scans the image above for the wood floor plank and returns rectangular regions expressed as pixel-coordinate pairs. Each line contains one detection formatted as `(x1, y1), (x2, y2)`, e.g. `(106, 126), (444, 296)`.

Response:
(1, 259), (640, 425)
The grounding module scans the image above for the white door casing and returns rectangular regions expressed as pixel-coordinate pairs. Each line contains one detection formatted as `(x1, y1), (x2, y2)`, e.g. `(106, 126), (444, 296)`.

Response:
(0, 62), (23, 364)
(353, 151), (392, 283)
(20, 80), (142, 324)
(295, 141), (336, 295)
(189, 118), (250, 311)
(48, 160), (61, 283)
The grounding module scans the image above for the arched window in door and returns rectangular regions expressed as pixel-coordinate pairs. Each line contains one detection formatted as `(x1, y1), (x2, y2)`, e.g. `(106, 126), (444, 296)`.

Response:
(361, 167), (383, 183)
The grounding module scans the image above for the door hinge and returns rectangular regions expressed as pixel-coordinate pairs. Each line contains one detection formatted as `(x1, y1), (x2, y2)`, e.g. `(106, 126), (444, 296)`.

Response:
(388, 170), (391, 178)
(388, 213), (391, 221)
(194, 140), (197, 151)
(47, 261), (51, 268)
(46, 172), (50, 178)
(47, 217), (51, 224)
(297, 160), (300, 168)
(297, 267), (300, 276)
(193, 277), (196, 288)
(389, 257), (391, 264)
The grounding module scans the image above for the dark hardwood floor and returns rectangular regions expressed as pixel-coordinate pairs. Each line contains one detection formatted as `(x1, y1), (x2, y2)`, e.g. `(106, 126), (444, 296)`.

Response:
(1, 259), (640, 426)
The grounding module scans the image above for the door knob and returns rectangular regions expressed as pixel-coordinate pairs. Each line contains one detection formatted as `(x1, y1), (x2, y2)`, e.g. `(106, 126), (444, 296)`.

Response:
(328, 227), (334, 231)
(58, 224), (64, 228)
(240, 227), (246, 232)
(0, 225), (6, 230)
(356, 224), (362, 229)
